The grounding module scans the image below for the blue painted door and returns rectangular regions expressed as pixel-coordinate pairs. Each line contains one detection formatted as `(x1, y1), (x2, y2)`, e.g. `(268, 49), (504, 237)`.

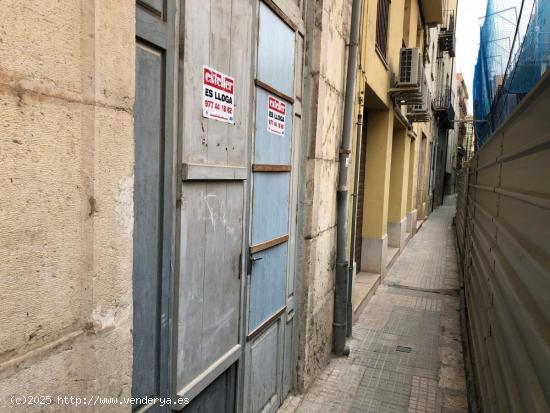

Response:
(249, 0), (294, 336)
(247, 3), (296, 412)
(248, 92), (294, 331)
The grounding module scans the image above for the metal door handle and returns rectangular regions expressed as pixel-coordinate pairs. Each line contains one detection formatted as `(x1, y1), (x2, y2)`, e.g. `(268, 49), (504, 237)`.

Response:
(250, 256), (263, 263)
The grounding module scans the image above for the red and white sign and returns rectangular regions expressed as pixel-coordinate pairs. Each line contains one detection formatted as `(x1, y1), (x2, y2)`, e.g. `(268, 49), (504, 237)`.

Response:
(202, 66), (235, 124)
(267, 95), (286, 136)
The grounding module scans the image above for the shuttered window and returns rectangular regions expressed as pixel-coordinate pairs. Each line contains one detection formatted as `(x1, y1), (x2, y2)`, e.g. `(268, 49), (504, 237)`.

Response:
(376, 0), (391, 60)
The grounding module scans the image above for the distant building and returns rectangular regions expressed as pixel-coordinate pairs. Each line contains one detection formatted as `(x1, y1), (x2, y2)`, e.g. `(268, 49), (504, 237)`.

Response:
(463, 115), (476, 164)
(445, 72), (469, 193)
(456, 73), (470, 165)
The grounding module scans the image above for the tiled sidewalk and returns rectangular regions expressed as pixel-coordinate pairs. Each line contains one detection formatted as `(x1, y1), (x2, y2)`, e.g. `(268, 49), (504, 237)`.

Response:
(281, 196), (468, 413)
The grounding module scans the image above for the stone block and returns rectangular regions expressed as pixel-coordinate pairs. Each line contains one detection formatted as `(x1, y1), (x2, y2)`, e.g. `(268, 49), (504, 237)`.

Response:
(303, 227), (337, 313)
(406, 209), (418, 234)
(0, 1), (82, 94)
(303, 159), (338, 238)
(388, 217), (407, 249)
(0, 92), (84, 354)
(361, 235), (387, 274)
(319, 10), (347, 92)
(313, 80), (344, 161)
(95, 0), (135, 109)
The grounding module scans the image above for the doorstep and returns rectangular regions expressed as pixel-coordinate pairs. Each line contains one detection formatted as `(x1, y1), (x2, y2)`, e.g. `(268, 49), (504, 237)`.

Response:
(385, 246), (400, 270)
(416, 218), (427, 232)
(352, 238), (409, 322)
(352, 271), (381, 322)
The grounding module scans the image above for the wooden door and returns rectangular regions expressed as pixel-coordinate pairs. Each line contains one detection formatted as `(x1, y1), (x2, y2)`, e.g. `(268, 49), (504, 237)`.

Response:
(355, 107), (369, 269)
(416, 133), (427, 214)
(132, 0), (177, 411)
(174, 1), (254, 412)
(245, 3), (298, 412)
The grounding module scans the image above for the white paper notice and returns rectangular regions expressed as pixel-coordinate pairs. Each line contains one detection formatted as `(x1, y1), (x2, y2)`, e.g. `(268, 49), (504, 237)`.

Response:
(267, 95), (286, 136)
(202, 66), (235, 124)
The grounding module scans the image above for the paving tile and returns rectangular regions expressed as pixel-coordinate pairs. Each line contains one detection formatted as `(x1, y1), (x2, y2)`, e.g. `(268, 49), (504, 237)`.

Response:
(281, 196), (468, 413)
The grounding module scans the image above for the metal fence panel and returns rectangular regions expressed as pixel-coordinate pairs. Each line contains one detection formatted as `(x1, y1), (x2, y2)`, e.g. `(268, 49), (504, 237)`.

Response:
(456, 72), (550, 412)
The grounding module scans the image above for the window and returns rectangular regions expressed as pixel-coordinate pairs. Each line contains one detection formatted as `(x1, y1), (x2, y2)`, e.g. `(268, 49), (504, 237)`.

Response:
(431, 42), (436, 78)
(375, 0), (391, 60)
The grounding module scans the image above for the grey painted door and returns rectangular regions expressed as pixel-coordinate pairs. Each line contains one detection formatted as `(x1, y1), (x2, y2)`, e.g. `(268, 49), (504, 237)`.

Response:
(133, 1), (176, 411)
(246, 4), (298, 412)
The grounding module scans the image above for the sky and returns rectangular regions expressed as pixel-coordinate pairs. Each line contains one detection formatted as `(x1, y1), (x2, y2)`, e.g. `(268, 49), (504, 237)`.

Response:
(455, 0), (488, 113)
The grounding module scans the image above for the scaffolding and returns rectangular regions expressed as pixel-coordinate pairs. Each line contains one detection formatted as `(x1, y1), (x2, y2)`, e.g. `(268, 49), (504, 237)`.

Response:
(473, 0), (550, 148)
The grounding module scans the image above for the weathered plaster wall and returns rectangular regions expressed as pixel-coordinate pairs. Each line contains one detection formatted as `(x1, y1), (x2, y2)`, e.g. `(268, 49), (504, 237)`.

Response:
(296, 0), (352, 391)
(0, 1), (134, 410)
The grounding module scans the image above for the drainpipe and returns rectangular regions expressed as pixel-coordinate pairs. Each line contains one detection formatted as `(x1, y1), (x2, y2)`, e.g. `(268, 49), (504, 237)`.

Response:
(333, 0), (362, 357)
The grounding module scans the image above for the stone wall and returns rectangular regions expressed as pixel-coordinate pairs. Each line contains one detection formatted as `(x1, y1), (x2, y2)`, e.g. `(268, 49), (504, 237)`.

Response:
(296, 0), (352, 391)
(0, 1), (135, 410)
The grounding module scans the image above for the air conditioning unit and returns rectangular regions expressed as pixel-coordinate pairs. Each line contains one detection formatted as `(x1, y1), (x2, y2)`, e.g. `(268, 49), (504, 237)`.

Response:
(409, 82), (429, 112)
(396, 48), (422, 88)
(390, 48), (426, 106)
(392, 75), (427, 109)
(407, 80), (431, 123)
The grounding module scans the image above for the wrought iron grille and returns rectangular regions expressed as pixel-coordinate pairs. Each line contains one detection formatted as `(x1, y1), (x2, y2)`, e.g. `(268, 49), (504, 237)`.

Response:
(376, 0), (391, 60)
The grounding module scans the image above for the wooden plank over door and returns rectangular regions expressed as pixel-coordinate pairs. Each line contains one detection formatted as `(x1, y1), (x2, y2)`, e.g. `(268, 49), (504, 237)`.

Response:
(133, 0), (177, 408)
(176, 0), (254, 407)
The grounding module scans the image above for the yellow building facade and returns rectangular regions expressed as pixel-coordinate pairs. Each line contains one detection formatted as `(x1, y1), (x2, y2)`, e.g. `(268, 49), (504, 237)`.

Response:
(348, 0), (457, 309)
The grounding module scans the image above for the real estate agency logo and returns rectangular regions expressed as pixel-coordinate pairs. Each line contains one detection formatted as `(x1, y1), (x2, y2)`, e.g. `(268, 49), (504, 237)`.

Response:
(268, 96), (286, 115)
(203, 67), (234, 94)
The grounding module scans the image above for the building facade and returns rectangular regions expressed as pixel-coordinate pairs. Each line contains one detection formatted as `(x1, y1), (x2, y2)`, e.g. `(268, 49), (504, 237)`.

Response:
(347, 0), (457, 319)
(1, 0), (135, 405)
(452, 73), (470, 172)
(0, 0), (458, 412)
(1, 1), (353, 412)
(462, 115), (475, 164)
(429, 0), (458, 208)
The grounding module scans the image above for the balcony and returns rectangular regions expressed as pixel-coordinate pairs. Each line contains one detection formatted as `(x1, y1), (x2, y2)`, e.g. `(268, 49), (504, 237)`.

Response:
(459, 98), (467, 117)
(421, 0), (444, 26)
(438, 11), (456, 57)
(433, 87), (455, 129)
(459, 122), (467, 136)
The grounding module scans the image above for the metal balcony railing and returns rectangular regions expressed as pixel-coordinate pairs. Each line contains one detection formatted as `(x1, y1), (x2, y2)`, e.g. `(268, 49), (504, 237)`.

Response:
(433, 86), (455, 129)
(459, 99), (467, 116)
(442, 10), (455, 32)
(438, 10), (456, 57)
(433, 87), (453, 110)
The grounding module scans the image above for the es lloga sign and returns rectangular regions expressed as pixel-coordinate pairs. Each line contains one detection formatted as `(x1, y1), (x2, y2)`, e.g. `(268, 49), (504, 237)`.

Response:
(203, 66), (235, 124)
(267, 95), (286, 136)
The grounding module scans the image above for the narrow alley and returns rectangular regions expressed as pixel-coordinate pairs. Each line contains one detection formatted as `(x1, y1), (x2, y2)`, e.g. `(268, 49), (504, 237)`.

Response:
(2, 0), (549, 412)
(282, 197), (468, 413)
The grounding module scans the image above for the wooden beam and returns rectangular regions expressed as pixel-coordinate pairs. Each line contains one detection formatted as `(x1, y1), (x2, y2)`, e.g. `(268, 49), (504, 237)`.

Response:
(255, 79), (294, 104)
(252, 164), (291, 172)
(262, 0), (298, 31)
(246, 306), (286, 341)
(250, 234), (289, 254)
